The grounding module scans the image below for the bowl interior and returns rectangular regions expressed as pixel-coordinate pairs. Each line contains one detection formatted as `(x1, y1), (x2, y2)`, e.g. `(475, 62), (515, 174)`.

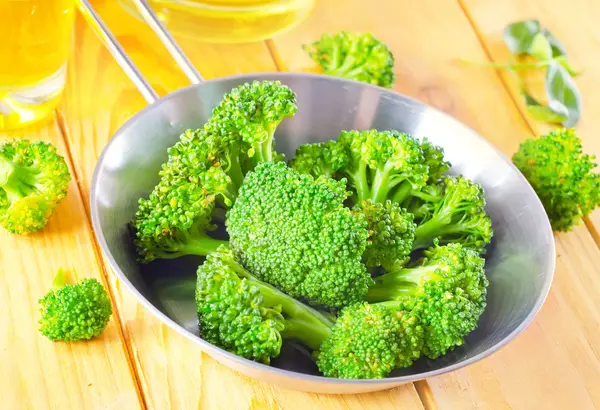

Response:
(91, 73), (555, 384)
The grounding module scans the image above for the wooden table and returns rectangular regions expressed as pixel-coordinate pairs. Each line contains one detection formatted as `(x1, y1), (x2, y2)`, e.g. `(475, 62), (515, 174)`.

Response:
(3, 0), (600, 408)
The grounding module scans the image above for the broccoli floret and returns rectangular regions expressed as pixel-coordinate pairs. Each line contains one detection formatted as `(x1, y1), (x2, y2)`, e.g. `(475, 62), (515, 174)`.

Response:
(288, 140), (350, 179)
(132, 130), (230, 263)
(226, 161), (371, 309)
(408, 175), (493, 253)
(420, 138), (452, 183)
(316, 301), (423, 379)
(354, 199), (416, 270)
(513, 128), (600, 232)
(132, 80), (298, 262)
(38, 269), (112, 342)
(303, 31), (396, 88)
(195, 245), (334, 364)
(205, 80), (297, 166)
(335, 129), (429, 204)
(0, 139), (70, 234)
(367, 243), (488, 358)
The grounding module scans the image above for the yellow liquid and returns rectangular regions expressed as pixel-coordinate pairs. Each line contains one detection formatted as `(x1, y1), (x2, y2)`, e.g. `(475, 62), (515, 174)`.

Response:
(0, 0), (75, 130)
(121, 0), (315, 43)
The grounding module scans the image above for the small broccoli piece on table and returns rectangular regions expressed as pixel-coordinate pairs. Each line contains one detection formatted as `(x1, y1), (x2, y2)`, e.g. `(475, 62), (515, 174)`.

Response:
(354, 199), (416, 270)
(195, 245), (334, 364)
(205, 80), (297, 166)
(38, 269), (112, 342)
(226, 161), (371, 309)
(316, 301), (423, 379)
(0, 139), (70, 235)
(303, 31), (396, 88)
(513, 128), (600, 232)
(407, 175), (493, 253)
(367, 243), (488, 359)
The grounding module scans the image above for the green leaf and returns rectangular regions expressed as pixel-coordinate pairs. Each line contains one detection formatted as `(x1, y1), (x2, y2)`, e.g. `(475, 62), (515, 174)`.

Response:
(543, 29), (580, 76)
(523, 91), (568, 123)
(503, 19), (541, 54)
(545, 60), (582, 127)
(503, 20), (579, 75)
(529, 33), (552, 61)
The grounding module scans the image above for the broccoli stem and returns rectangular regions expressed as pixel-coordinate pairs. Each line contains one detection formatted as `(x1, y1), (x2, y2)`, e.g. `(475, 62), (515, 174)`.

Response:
(181, 237), (229, 256)
(51, 268), (68, 291)
(351, 160), (371, 201)
(230, 260), (334, 351)
(391, 182), (413, 204)
(413, 218), (449, 250)
(367, 265), (441, 302)
(0, 159), (40, 198)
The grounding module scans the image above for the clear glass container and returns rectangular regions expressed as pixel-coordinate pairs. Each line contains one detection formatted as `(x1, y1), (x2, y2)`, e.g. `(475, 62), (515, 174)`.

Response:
(0, 0), (75, 130)
(119, 0), (316, 43)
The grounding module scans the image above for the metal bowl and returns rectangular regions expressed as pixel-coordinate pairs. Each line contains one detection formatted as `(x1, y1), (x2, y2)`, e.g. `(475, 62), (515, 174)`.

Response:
(90, 72), (555, 394)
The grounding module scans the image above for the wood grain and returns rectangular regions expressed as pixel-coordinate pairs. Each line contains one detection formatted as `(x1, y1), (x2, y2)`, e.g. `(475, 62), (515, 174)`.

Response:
(0, 117), (143, 410)
(270, 0), (600, 409)
(59, 1), (425, 408)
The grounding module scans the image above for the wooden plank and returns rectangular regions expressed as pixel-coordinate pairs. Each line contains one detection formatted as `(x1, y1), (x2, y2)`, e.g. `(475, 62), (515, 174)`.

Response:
(59, 1), (425, 408)
(0, 117), (143, 410)
(269, 0), (600, 409)
(458, 0), (600, 237)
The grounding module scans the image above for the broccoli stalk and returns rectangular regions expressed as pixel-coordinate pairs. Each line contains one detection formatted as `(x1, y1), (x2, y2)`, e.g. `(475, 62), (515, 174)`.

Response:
(367, 243), (489, 359)
(0, 139), (71, 235)
(38, 269), (113, 342)
(197, 247), (422, 379)
(336, 129), (429, 204)
(226, 161), (372, 309)
(408, 175), (493, 253)
(195, 246), (333, 364)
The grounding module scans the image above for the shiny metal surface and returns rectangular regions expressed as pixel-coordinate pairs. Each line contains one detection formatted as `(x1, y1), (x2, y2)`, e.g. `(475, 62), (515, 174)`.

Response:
(90, 72), (556, 394)
(129, 0), (204, 84)
(78, 0), (160, 103)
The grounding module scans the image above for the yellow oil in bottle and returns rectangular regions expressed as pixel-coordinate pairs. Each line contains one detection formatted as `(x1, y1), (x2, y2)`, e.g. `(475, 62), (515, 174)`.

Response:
(0, 0), (75, 130)
(121, 0), (315, 43)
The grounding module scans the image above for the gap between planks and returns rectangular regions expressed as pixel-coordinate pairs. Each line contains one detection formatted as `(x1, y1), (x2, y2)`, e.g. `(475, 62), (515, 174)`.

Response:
(456, 0), (600, 248)
(54, 109), (149, 410)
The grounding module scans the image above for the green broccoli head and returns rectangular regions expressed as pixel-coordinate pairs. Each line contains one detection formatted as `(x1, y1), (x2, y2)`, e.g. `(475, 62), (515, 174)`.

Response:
(195, 245), (333, 364)
(368, 243), (489, 359)
(0, 139), (71, 234)
(38, 269), (112, 342)
(512, 128), (600, 232)
(288, 140), (350, 179)
(226, 161), (371, 309)
(336, 129), (429, 204)
(205, 80), (298, 165)
(303, 31), (395, 88)
(354, 199), (416, 270)
(316, 301), (423, 379)
(411, 175), (493, 253)
(132, 129), (235, 263)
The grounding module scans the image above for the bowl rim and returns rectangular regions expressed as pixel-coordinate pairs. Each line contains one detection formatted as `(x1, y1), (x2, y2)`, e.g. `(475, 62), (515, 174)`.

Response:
(90, 71), (556, 386)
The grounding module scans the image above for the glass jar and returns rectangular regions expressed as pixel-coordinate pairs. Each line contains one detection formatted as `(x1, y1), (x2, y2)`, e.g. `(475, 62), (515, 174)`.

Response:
(120, 0), (315, 43)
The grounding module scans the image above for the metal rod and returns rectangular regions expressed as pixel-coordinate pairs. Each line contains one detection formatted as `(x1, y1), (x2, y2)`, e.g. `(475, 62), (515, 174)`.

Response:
(130, 0), (204, 85)
(77, 0), (159, 104)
